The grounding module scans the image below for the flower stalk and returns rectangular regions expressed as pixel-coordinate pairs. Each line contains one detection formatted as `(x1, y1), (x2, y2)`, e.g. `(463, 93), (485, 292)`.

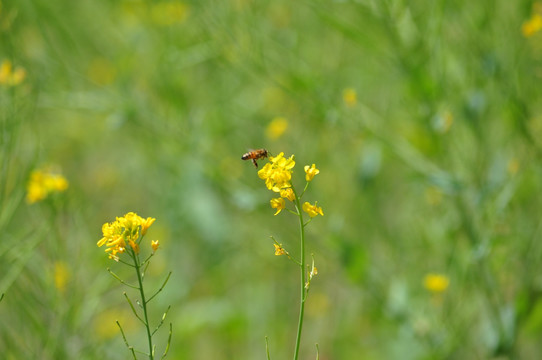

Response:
(292, 184), (306, 360)
(253, 152), (323, 360)
(97, 212), (171, 360)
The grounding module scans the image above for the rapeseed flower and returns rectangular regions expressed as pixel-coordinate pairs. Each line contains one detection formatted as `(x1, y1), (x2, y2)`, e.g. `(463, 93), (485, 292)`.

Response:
(97, 212), (156, 261)
(266, 117), (289, 140)
(270, 197), (285, 215)
(302, 201), (324, 218)
(258, 152), (295, 192)
(26, 168), (69, 204)
(342, 88), (357, 107)
(304, 164), (319, 182)
(280, 188), (295, 201)
(0, 60), (26, 86)
(274, 243), (286, 256)
(423, 273), (449, 293)
(54, 261), (70, 293)
(522, 13), (542, 37)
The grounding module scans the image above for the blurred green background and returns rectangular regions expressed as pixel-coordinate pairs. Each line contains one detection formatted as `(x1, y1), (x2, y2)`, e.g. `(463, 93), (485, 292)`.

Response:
(2, 0), (542, 358)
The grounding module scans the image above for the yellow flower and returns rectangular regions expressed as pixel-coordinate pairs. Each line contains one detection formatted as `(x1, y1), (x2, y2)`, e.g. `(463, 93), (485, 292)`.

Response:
(0, 60), (26, 86)
(273, 243), (286, 256)
(151, 240), (160, 251)
(266, 117), (288, 140)
(522, 13), (542, 37)
(304, 164), (320, 182)
(280, 188), (295, 201)
(54, 261), (70, 293)
(97, 212), (156, 261)
(302, 201), (323, 218)
(258, 152), (295, 192)
(423, 273), (449, 293)
(140, 217), (156, 235)
(342, 87), (357, 107)
(26, 168), (69, 204)
(270, 197), (285, 215)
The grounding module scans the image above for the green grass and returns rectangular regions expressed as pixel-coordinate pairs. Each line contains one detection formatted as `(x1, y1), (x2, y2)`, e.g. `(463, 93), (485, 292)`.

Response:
(2, 0), (542, 358)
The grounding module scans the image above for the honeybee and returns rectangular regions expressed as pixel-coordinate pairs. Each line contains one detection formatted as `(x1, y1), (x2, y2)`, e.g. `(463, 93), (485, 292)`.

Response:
(241, 148), (269, 168)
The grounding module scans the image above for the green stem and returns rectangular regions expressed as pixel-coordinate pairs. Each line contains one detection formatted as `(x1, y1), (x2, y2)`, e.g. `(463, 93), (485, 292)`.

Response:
(291, 185), (306, 360)
(131, 249), (154, 360)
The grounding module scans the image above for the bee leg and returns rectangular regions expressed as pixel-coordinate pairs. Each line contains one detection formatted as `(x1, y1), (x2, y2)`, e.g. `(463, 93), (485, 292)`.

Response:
(252, 159), (258, 168)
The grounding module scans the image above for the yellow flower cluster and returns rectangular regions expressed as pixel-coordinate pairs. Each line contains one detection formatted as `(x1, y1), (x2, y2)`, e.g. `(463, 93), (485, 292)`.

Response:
(97, 212), (156, 261)
(26, 168), (69, 204)
(0, 60), (26, 86)
(258, 152), (295, 192)
(258, 152), (323, 217)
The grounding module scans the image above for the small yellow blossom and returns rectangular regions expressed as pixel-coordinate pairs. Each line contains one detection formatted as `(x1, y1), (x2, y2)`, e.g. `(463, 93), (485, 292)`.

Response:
(151, 240), (160, 251)
(140, 217), (156, 235)
(280, 188), (295, 201)
(258, 152), (295, 192)
(26, 168), (69, 204)
(54, 261), (70, 293)
(270, 197), (285, 215)
(273, 243), (286, 256)
(304, 164), (320, 182)
(342, 88), (357, 107)
(522, 13), (542, 37)
(0, 60), (26, 86)
(266, 117), (289, 140)
(302, 201), (324, 218)
(423, 273), (449, 293)
(97, 212), (156, 261)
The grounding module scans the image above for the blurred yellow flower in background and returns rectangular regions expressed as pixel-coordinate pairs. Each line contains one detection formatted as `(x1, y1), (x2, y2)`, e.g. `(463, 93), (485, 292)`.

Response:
(150, 1), (188, 26)
(0, 60), (26, 86)
(87, 57), (116, 85)
(522, 13), (542, 37)
(26, 167), (69, 204)
(94, 308), (137, 340)
(423, 273), (449, 293)
(342, 87), (357, 107)
(266, 117), (288, 140)
(54, 261), (70, 293)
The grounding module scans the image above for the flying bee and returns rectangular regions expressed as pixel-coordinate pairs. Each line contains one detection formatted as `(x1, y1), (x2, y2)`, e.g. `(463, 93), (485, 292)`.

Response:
(241, 148), (269, 168)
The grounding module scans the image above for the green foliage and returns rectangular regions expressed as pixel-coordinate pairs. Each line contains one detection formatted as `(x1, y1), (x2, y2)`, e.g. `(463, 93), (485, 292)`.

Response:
(1, 0), (542, 358)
